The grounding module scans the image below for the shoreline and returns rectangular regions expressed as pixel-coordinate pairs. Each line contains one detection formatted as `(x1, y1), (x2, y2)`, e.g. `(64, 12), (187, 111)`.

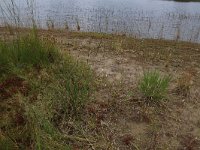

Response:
(1, 26), (200, 45)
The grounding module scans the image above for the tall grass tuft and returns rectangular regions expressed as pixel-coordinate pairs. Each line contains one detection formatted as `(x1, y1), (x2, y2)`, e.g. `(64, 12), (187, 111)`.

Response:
(139, 70), (171, 102)
(0, 32), (59, 78)
(0, 42), (11, 76)
(0, 28), (93, 149)
(54, 57), (93, 117)
(1, 1), (93, 149)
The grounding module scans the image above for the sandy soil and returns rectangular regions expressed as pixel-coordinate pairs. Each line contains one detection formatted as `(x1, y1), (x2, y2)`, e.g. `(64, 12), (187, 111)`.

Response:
(51, 31), (200, 149)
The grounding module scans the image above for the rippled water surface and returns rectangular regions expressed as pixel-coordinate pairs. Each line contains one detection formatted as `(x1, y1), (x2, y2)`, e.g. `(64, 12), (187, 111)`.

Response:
(1, 0), (200, 42)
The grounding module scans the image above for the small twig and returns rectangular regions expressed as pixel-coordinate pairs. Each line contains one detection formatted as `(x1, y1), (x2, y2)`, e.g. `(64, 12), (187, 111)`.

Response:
(132, 143), (140, 150)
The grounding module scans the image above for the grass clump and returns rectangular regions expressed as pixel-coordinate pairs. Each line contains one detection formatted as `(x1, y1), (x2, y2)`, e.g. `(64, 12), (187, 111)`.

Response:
(0, 29), (93, 149)
(0, 32), (59, 77)
(53, 57), (93, 117)
(139, 70), (171, 102)
(0, 47), (11, 76)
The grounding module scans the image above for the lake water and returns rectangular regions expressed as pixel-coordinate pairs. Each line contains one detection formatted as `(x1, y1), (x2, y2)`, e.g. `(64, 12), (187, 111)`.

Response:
(1, 0), (200, 42)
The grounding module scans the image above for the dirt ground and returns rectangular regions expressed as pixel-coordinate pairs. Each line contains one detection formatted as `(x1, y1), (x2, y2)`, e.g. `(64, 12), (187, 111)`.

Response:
(51, 30), (200, 150)
(1, 28), (200, 149)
